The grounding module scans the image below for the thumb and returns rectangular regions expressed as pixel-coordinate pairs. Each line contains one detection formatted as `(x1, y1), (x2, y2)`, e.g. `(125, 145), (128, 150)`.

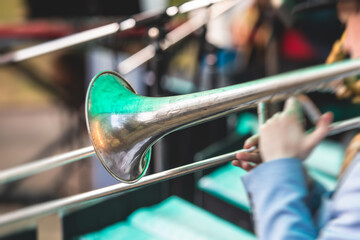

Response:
(303, 112), (333, 153)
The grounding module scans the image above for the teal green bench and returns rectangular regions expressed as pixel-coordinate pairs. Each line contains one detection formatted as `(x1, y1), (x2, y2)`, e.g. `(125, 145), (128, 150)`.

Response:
(80, 222), (157, 240)
(198, 163), (250, 212)
(304, 140), (344, 178)
(80, 196), (256, 240)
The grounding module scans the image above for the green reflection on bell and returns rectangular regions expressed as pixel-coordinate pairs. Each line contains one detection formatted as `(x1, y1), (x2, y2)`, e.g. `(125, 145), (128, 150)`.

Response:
(86, 71), (155, 183)
(86, 59), (360, 183)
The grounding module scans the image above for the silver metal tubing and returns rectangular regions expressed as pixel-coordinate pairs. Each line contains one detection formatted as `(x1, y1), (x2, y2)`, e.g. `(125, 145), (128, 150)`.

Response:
(1, 55), (360, 184)
(0, 0), (232, 65)
(0, 23), (121, 64)
(0, 147), (95, 184)
(328, 116), (360, 136)
(1, 58), (360, 184)
(257, 102), (268, 125)
(297, 94), (322, 124)
(0, 147), (253, 230)
(94, 58), (360, 183)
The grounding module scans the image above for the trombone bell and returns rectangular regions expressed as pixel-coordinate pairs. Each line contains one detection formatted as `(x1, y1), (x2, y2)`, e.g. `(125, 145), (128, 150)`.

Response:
(86, 71), (152, 183)
(86, 59), (360, 183)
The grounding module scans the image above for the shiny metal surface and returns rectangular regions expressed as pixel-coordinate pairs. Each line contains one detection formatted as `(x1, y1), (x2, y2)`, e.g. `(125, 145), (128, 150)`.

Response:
(0, 147), (253, 231)
(297, 94), (322, 124)
(257, 102), (268, 125)
(0, 23), (121, 64)
(0, 58), (359, 185)
(86, 59), (360, 183)
(0, 147), (95, 185)
(328, 116), (360, 136)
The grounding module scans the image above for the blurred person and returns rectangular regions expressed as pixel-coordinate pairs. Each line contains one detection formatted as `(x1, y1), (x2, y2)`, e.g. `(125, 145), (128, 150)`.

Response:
(232, 0), (360, 239)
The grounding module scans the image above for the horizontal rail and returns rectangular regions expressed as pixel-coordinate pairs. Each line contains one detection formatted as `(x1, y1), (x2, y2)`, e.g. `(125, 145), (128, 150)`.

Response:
(328, 116), (360, 136)
(0, 147), (253, 229)
(0, 23), (121, 64)
(0, 147), (95, 184)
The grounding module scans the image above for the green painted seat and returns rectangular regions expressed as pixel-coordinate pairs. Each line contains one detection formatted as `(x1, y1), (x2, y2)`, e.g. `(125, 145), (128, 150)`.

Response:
(129, 196), (256, 240)
(304, 140), (344, 191)
(79, 222), (158, 240)
(304, 140), (344, 178)
(307, 168), (338, 191)
(198, 163), (250, 212)
(80, 196), (256, 240)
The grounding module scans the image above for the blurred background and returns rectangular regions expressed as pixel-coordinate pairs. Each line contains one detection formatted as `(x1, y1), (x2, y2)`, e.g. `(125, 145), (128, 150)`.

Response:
(0, 0), (357, 239)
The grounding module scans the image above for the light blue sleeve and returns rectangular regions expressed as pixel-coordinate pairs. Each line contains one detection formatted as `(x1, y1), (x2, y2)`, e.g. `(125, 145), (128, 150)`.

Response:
(242, 158), (318, 240)
(318, 155), (360, 239)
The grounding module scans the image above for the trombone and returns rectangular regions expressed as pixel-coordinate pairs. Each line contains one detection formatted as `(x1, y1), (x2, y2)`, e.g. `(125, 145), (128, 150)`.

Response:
(1, 59), (360, 185)
(85, 62), (360, 183)
(1, 58), (360, 233)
